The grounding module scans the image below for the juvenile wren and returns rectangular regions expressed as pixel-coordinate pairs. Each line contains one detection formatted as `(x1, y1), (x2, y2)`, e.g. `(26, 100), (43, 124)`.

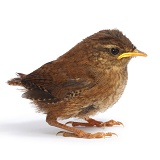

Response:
(8, 29), (147, 138)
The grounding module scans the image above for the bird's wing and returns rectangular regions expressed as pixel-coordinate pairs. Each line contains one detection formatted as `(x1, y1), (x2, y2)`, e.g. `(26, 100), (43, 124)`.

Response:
(21, 61), (95, 102)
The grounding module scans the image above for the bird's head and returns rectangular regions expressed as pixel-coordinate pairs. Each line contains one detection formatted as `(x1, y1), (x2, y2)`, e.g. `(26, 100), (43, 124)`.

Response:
(85, 29), (147, 69)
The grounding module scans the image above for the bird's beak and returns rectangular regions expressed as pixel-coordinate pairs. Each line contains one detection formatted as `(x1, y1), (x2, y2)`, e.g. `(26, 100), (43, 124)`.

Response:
(117, 49), (147, 60)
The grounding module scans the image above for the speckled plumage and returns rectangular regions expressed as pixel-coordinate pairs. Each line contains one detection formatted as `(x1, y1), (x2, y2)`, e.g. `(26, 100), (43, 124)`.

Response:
(8, 29), (147, 138)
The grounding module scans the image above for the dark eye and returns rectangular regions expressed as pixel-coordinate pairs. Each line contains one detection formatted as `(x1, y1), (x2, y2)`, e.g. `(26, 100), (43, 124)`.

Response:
(111, 48), (119, 55)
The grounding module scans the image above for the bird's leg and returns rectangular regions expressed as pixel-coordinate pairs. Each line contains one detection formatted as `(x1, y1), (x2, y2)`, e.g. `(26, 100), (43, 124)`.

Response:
(66, 117), (123, 127)
(46, 113), (116, 138)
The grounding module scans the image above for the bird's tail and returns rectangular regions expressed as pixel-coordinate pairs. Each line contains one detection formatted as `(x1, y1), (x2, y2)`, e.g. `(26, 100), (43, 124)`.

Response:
(7, 73), (26, 86)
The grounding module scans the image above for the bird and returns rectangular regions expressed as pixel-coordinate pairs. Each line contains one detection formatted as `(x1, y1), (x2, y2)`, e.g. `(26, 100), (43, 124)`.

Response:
(8, 29), (147, 138)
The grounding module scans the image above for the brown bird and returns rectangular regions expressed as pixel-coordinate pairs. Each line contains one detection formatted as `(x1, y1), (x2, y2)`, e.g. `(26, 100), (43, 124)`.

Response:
(8, 29), (147, 138)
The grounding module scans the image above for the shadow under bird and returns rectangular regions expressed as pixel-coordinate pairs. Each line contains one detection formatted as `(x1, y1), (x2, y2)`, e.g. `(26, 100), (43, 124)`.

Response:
(8, 29), (147, 138)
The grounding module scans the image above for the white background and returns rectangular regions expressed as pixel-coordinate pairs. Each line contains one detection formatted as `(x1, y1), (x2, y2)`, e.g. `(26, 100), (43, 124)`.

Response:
(0, 0), (160, 159)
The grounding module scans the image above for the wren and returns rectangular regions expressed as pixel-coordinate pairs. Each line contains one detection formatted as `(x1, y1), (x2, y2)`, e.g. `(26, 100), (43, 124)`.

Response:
(8, 29), (147, 138)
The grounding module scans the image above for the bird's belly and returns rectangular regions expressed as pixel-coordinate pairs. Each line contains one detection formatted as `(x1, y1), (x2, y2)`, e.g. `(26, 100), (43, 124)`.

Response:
(76, 81), (126, 118)
(98, 78), (127, 113)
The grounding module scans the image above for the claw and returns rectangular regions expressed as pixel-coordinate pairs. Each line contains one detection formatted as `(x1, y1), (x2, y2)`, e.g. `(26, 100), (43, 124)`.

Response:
(114, 121), (124, 127)
(118, 121), (124, 127)
(56, 131), (64, 136)
(110, 132), (118, 137)
(65, 121), (73, 125)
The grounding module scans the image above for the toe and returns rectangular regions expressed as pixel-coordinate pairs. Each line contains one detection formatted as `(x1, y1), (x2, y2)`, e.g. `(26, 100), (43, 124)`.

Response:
(57, 131), (79, 138)
(103, 120), (124, 127)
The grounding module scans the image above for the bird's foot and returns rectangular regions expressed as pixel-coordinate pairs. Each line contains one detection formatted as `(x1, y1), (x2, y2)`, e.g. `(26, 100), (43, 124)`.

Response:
(57, 131), (117, 139)
(66, 118), (123, 127)
(46, 115), (119, 139)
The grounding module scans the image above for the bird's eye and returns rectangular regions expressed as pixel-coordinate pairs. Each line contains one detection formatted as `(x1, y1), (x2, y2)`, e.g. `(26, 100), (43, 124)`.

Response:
(111, 48), (119, 55)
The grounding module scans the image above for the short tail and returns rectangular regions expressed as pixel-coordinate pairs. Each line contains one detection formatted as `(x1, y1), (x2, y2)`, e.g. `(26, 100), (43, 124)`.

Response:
(7, 73), (26, 86)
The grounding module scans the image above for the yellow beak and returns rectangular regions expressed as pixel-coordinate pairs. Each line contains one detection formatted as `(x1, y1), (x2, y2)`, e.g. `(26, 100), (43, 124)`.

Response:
(117, 49), (147, 60)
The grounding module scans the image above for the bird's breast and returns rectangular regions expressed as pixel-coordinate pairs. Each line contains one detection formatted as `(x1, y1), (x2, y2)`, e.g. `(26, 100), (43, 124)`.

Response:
(93, 69), (128, 113)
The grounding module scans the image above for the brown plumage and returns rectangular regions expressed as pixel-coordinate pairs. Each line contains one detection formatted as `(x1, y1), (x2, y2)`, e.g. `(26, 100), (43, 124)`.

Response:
(8, 29), (147, 138)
